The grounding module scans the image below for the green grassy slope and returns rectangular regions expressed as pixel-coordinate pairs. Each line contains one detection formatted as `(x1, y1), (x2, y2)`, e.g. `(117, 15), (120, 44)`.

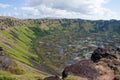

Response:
(0, 24), (50, 80)
(0, 23), (51, 66)
(0, 26), (36, 65)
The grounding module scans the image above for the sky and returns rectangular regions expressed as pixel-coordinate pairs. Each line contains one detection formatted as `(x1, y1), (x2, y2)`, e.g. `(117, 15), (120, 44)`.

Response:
(0, 0), (120, 20)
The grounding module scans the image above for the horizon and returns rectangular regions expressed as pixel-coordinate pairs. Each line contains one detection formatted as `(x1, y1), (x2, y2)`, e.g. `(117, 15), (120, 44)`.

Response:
(0, 0), (120, 20)
(0, 16), (120, 21)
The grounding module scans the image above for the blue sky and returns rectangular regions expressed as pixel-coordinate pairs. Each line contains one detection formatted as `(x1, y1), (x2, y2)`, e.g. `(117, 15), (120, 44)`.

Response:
(103, 0), (120, 12)
(0, 0), (120, 20)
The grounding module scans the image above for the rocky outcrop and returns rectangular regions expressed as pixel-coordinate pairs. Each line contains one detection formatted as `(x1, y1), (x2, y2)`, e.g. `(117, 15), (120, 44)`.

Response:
(62, 47), (120, 80)
(91, 47), (117, 62)
(62, 60), (99, 80)
(62, 59), (115, 80)
(91, 47), (120, 80)
(0, 47), (12, 70)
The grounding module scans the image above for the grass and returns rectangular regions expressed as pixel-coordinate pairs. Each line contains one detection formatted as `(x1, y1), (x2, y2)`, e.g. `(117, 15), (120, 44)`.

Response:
(65, 75), (87, 80)
(12, 60), (47, 80)
(0, 23), (63, 74)
(0, 25), (40, 65)
(0, 24), (56, 80)
(0, 60), (47, 80)
(0, 70), (16, 80)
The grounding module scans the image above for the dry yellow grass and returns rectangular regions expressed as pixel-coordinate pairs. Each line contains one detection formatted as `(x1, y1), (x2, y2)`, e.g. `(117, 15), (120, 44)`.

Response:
(12, 60), (48, 80)
(65, 75), (87, 80)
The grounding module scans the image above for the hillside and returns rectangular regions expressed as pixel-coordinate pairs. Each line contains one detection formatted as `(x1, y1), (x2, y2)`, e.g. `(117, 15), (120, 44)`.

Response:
(0, 16), (120, 80)
(1, 17), (120, 34)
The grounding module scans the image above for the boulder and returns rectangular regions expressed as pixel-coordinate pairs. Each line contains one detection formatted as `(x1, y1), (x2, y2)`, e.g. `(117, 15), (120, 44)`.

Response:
(62, 60), (99, 80)
(0, 56), (12, 70)
(91, 47), (117, 62)
(0, 47), (12, 70)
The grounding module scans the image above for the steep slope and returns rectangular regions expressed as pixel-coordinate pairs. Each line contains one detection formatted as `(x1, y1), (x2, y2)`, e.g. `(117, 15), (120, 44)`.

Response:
(0, 24), (50, 80)
(0, 25), (37, 65)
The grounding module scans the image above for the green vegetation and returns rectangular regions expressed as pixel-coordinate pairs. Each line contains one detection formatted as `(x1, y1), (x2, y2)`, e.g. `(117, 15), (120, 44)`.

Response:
(0, 70), (16, 80)
(0, 25), (47, 65)
(0, 26), (35, 65)
(11, 60), (46, 80)
(8, 65), (24, 75)
(65, 75), (86, 80)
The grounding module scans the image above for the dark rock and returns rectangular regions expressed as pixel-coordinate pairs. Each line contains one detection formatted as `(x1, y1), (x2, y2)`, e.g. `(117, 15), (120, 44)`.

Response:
(0, 47), (3, 51)
(0, 47), (4, 56)
(62, 59), (99, 80)
(44, 75), (60, 80)
(0, 56), (12, 70)
(0, 47), (12, 70)
(116, 47), (120, 52)
(91, 47), (117, 62)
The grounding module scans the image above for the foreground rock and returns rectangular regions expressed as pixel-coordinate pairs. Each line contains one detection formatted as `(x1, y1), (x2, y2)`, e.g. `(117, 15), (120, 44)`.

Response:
(62, 47), (120, 80)
(91, 47), (117, 62)
(91, 47), (120, 80)
(62, 60), (99, 80)
(62, 59), (115, 80)
(96, 61), (114, 80)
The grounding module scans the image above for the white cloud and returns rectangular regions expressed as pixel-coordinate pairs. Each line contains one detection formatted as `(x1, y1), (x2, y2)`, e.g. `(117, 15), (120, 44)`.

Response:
(0, 3), (10, 8)
(25, 0), (107, 14)
(21, 0), (119, 19)
(22, 7), (40, 16)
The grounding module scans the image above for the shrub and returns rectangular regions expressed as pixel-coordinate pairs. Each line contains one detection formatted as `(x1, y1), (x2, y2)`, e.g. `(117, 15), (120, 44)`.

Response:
(8, 65), (24, 75)
(0, 75), (16, 80)
(0, 70), (16, 80)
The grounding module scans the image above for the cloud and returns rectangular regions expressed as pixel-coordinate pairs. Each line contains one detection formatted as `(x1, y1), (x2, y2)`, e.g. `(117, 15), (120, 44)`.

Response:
(25, 0), (107, 14)
(21, 7), (40, 16)
(21, 0), (119, 19)
(0, 3), (10, 8)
